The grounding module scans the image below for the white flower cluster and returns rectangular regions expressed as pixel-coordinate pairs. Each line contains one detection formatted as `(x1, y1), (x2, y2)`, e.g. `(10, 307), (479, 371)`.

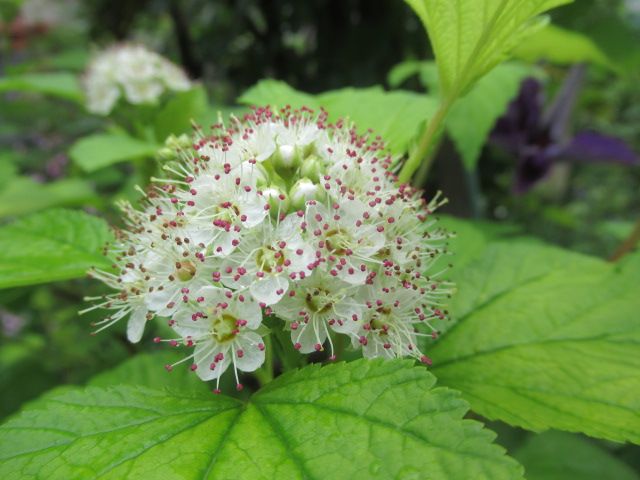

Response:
(86, 106), (453, 389)
(19, 0), (82, 29)
(82, 43), (191, 115)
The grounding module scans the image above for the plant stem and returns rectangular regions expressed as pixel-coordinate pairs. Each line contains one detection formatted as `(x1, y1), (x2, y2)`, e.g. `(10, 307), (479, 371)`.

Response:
(254, 334), (274, 386)
(412, 136), (443, 188)
(609, 219), (640, 262)
(398, 99), (452, 185)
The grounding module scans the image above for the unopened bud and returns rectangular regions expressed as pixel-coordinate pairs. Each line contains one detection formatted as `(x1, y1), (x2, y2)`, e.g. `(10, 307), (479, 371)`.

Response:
(157, 134), (191, 161)
(300, 154), (323, 182)
(273, 144), (301, 173)
(290, 178), (321, 209)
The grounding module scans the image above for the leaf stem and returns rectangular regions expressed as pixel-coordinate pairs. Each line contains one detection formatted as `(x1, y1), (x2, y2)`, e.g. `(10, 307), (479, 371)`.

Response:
(398, 99), (452, 184)
(609, 218), (640, 262)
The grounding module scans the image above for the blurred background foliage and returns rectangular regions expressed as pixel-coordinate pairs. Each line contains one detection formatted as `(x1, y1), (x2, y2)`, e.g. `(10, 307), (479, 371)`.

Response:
(1, 0), (639, 475)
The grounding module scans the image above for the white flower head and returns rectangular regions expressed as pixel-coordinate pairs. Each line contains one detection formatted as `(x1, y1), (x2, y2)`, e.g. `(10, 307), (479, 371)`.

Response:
(83, 43), (192, 115)
(87, 105), (453, 387)
(167, 286), (265, 390)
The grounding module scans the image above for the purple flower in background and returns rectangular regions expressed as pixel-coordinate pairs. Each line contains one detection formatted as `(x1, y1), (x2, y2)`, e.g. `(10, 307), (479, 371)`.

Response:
(491, 65), (639, 193)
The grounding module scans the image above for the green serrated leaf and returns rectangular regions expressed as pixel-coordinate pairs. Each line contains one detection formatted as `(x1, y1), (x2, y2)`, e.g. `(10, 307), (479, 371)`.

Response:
(513, 24), (617, 71)
(239, 80), (437, 155)
(70, 133), (160, 172)
(437, 215), (521, 274)
(0, 209), (113, 289)
(514, 431), (639, 480)
(431, 244), (640, 444)
(0, 359), (523, 479)
(154, 86), (208, 141)
(405, 0), (572, 98)
(0, 72), (83, 102)
(89, 352), (209, 394)
(0, 177), (96, 219)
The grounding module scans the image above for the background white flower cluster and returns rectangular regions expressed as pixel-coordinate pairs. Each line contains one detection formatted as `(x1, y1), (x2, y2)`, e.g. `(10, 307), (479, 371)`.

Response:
(82, 43), (191, 115)
(88, 107), (453, 387)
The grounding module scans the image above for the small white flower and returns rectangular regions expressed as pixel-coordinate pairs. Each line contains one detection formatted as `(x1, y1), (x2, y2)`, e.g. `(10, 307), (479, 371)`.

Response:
(273, 272), (363, 355)
(222, 213), (314, 305)
(353, 284), (442, 364)
(169, 286), (265, 388)
(304, 198), (386, 285)
(82, 265), (151, 343)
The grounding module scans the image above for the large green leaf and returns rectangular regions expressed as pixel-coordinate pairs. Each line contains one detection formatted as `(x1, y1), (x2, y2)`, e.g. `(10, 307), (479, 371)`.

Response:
(0, 209), (113, 289)
(0, 72), (82, 102)
(514, 431), (639, 480)
(437, 215), (521, 273)
(70, 133), (160, 172)
(0, 177), (96, 219)
(238, 80), (316, 109)
(405, 0), (572, 97)
(0, 159), (17, 191)
(513, 24), (615, 70)
(430, 244), (640, 444)
(320, 87), (437, 155)
(446, 63), (531, 169)
(239, 80), (437, 155)
(154, 86), (208, 141)
(0, 360), (524, 479)
(89, 352), (209, 394)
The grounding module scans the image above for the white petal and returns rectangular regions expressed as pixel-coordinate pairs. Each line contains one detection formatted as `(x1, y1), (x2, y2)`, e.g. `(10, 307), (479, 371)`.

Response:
(291, 318), (327, 353)
(171, 307), (209, 339)
(356, 228), (385, 257)
(126, 307), (147, 343)
(250, 275), (288, 306)
(194, 342), (230, 381)
(232, 295), (263, 329)
(234, 332), (265, 372)
(196, 285), (227, 305)
(337, 260), (368, 285)
(329, 303), (362, 335)
(271, 294), (302, 322)
(212, 230), (240, 257)
(145, 286), (179, 315)
(240, 194), (268, 228)
(362, 338), (395, 359)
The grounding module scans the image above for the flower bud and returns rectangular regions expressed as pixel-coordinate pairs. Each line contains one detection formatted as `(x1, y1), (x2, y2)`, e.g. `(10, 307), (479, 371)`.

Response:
(300, 154), (323, 182)
(166, 134), (191, 150)
(273, 144), (301, 175)
(157, 134), (191, 162)
(157, 147), (176, 161)
(289, 178), (321, 209)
